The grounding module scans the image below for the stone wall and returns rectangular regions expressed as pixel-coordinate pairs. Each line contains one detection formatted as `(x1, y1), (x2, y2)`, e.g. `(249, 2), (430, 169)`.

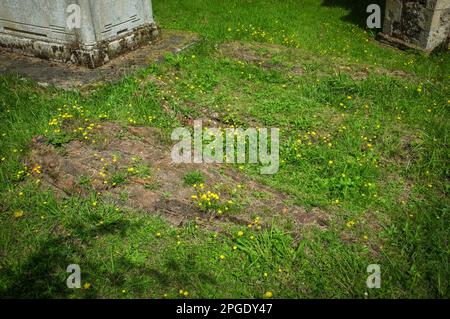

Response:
(382, 0), (450, 52)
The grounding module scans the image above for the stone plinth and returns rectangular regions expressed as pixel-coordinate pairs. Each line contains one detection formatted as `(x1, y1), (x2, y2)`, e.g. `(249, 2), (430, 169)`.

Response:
(0, 0), (160, 68)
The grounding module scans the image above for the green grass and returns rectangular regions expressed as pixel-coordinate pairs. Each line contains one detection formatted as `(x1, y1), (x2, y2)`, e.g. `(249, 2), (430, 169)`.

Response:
(183, 171), (205, 186)
(110, 172), (128, 187)
(0, 0), (448, 298)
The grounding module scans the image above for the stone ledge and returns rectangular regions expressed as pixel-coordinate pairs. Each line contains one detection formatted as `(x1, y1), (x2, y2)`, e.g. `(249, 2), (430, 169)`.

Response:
(377, 32), (430, 52)
(377, 32), (448, 54)
(0, 29), (200, 89)
(0, 23), (161, 69)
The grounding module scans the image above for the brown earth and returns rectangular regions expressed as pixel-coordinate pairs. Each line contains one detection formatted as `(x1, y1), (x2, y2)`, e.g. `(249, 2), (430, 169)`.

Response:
(26, 122), (328, 235)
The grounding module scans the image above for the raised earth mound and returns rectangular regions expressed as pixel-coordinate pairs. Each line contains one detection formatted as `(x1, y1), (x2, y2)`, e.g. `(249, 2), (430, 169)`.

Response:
(26, 121), (328, 235)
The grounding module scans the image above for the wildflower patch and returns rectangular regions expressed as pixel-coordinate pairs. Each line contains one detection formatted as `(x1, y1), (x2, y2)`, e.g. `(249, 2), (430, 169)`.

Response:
(25, 121), (326, 231)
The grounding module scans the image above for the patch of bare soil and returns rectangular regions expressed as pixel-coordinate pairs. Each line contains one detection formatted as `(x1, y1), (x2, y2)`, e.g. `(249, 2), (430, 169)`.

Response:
(26, 122), (327, 234)
(219, 41), (416, 81)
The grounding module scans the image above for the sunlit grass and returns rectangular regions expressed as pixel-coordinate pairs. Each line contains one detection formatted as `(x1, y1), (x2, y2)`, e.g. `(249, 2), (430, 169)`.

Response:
(0, 0), (448, 298)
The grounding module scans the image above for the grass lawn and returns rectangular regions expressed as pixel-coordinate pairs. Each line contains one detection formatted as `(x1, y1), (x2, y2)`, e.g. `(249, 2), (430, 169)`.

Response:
(0, 0), (448, 298)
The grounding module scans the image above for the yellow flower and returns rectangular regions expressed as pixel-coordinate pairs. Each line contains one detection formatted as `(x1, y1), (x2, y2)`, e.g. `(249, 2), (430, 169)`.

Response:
(219, 255), (225, 260)
(232, 245), (237, 250)
(32, 164), (42, 174)
(14, 210), (24, 218)
(237, 231), (244, 237)
(264, 291), (273, 298)
(83, 282), (91, 289)
(179, 289), (189, 296)
(346, 220), (356, 228)
(156, 232), (161, 237)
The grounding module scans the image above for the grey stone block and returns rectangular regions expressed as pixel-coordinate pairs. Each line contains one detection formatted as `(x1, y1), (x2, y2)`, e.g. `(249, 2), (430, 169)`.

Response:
(0, 0), (160, 68)
(381, 0), (450, 52)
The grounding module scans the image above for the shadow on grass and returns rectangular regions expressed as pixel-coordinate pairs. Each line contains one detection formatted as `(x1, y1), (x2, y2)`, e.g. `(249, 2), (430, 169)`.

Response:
(321, 0), (385, 30)
(0, 217), (137, 298)
(0, 214), (219, 298)
(0, 237), (98, 298)
(104, 253), (218, 297)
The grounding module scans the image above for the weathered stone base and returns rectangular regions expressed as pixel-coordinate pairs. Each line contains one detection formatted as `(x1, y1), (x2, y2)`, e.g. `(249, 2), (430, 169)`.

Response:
(382, 0), (450, 53)
(0, 23), (160, 69)
(377, 32), (448, 54)
(0, 29), (200, 89)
